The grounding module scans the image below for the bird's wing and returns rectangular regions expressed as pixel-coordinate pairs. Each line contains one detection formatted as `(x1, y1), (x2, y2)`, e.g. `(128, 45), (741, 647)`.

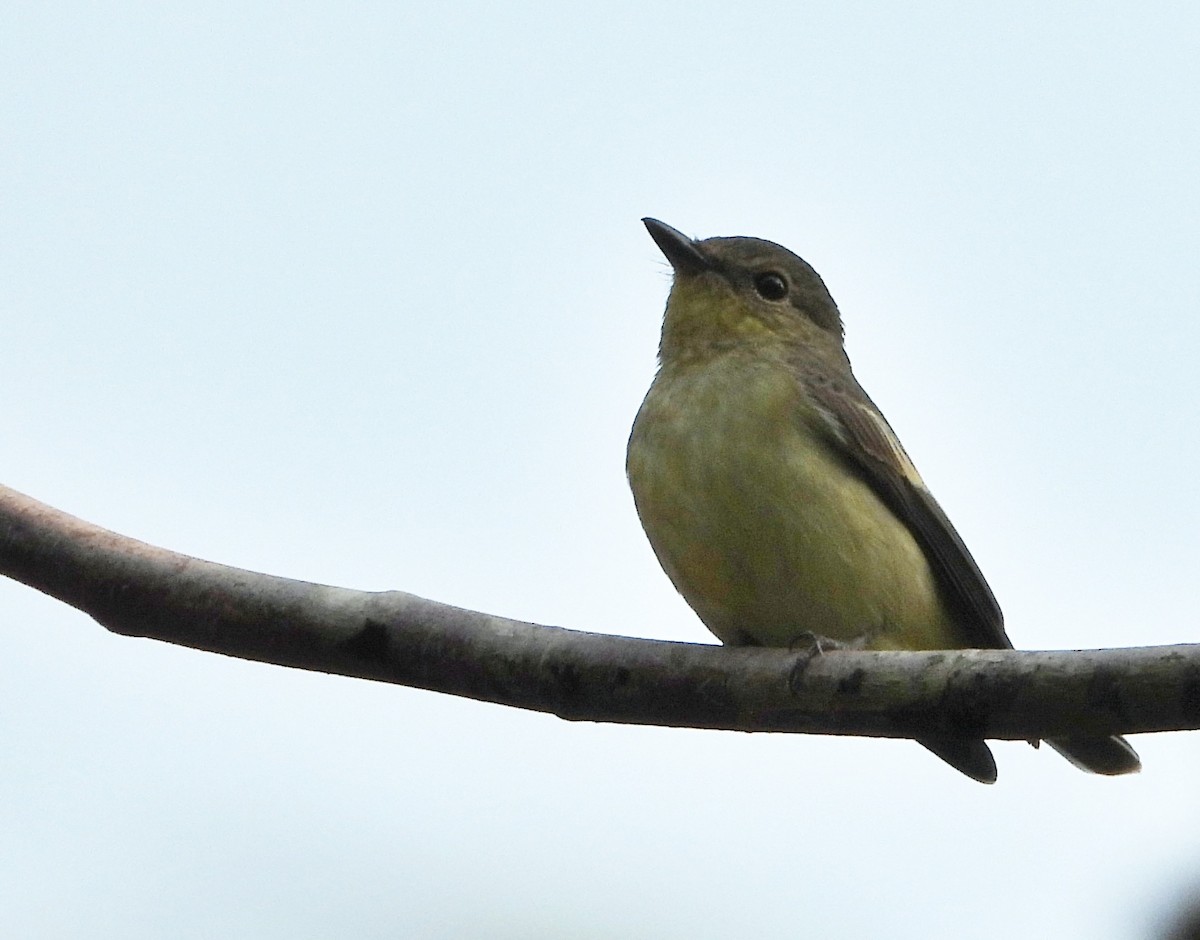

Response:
(803, 366), (1009, 650)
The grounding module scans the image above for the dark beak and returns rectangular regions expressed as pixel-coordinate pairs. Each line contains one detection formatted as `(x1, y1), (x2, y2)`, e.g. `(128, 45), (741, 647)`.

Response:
(642, 218), (711, 275)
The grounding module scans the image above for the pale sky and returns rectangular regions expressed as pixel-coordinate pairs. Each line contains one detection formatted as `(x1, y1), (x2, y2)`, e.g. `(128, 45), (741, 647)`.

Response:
(3, 4), (1200, 938)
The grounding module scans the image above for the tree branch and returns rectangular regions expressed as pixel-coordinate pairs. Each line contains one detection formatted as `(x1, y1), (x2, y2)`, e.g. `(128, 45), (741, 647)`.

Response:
(1, 483), (1195, 742)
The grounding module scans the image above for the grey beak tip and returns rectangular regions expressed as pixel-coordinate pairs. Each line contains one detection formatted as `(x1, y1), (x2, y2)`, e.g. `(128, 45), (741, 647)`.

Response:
(642, 218), (710, 274)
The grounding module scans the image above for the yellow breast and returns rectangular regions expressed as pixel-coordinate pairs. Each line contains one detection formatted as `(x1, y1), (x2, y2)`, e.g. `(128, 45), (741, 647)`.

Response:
(626, 354), (957, 651)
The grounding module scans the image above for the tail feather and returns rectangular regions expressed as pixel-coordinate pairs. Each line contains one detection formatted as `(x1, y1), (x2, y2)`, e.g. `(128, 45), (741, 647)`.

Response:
(919, 737), (998, 784)
(1046, 734), (1141, 776)
(919, 734), (1140, 782)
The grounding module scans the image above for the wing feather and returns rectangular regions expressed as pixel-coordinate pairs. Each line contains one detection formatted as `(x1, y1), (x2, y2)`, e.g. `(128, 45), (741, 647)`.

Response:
(801, 362), (1009, 650)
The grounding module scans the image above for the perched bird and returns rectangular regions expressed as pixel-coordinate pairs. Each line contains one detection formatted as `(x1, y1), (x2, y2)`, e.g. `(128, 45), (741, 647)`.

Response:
(626, 218), (1140, 783)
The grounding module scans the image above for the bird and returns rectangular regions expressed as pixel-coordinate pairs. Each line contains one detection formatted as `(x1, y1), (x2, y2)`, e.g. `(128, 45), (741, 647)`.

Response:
(626, 217), (1140, 783)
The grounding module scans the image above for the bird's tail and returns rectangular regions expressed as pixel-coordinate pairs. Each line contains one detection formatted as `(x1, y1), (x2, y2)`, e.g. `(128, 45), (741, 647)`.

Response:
(919, 734), (1141, 783)
(1046, 735), (1141, 775)
(919, 738), (998, 784)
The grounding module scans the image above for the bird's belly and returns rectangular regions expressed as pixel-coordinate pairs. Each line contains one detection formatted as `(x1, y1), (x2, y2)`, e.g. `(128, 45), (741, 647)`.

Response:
(628, 372), (951, 650)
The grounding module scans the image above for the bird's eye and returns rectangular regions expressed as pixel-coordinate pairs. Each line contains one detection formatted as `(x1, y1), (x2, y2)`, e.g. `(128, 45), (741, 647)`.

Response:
(754, 272), (788, 301)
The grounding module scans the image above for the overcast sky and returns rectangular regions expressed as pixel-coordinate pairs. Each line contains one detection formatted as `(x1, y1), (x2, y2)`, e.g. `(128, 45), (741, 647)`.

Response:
(4, 4), (1200, 938)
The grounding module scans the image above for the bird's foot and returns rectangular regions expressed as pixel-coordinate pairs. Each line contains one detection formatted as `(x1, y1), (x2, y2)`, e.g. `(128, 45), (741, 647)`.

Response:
(787, 631), (869, 656)
(786, 632), (850, 678)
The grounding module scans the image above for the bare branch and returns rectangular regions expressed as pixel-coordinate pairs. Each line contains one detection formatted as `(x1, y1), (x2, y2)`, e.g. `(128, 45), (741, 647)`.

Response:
(1, 483), (1196, 743)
